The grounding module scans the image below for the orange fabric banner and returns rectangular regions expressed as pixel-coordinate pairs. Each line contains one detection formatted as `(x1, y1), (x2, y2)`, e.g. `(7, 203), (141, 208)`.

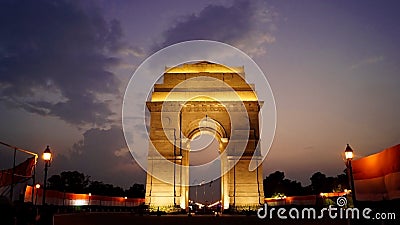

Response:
(352, 144), (400, 201)
(0, 156), (36, 187)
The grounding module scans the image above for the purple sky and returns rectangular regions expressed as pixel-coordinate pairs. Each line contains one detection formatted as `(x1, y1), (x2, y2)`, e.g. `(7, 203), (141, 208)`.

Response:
(0, 0), (399, 191)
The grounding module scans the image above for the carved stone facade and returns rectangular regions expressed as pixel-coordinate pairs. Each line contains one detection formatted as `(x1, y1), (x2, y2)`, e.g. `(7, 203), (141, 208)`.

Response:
(145, 61), (264, 211)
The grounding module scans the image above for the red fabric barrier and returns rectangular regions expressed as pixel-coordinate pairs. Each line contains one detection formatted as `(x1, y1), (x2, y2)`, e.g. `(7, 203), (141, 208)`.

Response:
(352, 144), (400, 201)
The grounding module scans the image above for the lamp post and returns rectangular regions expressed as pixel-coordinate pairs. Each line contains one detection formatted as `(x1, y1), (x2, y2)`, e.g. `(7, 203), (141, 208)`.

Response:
(88, 193), (92, 212)
(35, 184), (41, 205)
(42, 146), (52, 205)
(345, 144), (356, 206)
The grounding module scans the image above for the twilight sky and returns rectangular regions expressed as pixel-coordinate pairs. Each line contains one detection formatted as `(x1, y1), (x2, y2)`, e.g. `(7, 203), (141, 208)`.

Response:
(0, 0), (399, 189)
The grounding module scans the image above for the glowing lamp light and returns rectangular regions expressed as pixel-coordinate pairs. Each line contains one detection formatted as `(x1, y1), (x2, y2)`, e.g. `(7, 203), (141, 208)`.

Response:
(124, 196), (127, 200)
(42, 146), (52, 162)
(88, 193), (92, 197)
(345, 144), (354, 160)
(35, 184), (41, 189)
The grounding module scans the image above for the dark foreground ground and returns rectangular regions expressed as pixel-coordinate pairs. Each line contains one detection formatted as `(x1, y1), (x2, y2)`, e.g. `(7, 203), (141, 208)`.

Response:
(54, 213), (392, 225)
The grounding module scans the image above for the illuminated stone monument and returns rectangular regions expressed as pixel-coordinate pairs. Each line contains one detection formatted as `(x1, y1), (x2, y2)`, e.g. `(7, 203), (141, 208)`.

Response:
(145, 61), (264, 212)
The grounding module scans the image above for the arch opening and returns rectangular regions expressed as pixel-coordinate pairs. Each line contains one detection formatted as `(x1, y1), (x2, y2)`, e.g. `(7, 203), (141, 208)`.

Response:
(188, 132), (222, 208)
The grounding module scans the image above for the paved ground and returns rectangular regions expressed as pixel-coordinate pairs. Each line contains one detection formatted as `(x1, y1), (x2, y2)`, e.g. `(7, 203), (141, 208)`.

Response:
(54, 213), (353, 225)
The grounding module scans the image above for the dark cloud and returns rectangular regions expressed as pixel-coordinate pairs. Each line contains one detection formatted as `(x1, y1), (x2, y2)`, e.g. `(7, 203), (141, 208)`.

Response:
(157, 0), (277, 56)
(53, 126), (145, 187)
(0, 0), (126, 126)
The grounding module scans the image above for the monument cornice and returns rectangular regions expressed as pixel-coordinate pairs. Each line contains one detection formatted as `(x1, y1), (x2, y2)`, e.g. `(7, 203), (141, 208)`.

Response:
(146, 101), (263, 112)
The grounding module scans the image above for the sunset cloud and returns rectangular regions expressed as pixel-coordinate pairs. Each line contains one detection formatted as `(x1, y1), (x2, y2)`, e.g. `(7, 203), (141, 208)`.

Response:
(350, 55), (385, 70)
(53, 126), (144, 187)
(156, 0), (277, 56)
(0, 0), (127, 126)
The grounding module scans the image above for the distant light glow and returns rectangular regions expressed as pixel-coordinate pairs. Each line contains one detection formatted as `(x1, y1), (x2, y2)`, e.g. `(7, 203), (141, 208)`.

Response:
(72, 199), (88, 206)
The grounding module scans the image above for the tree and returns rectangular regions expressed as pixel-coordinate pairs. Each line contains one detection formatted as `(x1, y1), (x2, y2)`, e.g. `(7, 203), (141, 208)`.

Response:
(47, 171), (89, 193)
(46, 170), (146, 197)
(263, 170), (353, 198)
(125, 183), (145, 198)
(62, 171), (90, 193)
(337, 169), (349, 191)
(309, 170), (350, 194)
(263, 171), (285, 197)
(86, 181), (125, 197)
(47, 175), (63, 191)
(280, 179), (304, 196)
(263, 171), (309, 197)
(86, 181), (108, 196)
(310, 172), (326, 194)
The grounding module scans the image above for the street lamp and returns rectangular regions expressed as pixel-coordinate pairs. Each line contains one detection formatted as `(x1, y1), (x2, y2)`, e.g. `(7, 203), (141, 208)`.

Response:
(345, 144), (356, 206)
(88, 193), (92, 212)
(345, 144), (354, 160)
(42, 146), (52, 205)
(35, 184), (41, 205)
(124, 196), (127, 208)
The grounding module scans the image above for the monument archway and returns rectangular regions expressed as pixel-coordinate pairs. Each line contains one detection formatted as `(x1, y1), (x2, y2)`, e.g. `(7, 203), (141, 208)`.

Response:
(145, 61), (264, 212)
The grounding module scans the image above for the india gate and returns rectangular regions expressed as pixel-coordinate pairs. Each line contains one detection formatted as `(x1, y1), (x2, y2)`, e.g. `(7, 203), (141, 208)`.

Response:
(145, 61), (264, 212)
